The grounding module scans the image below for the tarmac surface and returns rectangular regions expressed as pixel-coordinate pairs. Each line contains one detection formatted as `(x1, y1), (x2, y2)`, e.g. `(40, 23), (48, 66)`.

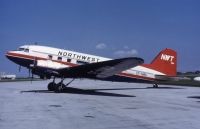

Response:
(1, 79), (200, 129)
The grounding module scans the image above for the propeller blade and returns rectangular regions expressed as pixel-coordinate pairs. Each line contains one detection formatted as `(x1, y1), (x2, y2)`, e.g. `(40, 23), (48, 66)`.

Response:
(29, 58), (36, 83)
(31, 72), (33, 83)
(28, 69), (31, 78)
(33, 57), (36, 67)
(18, 66), (21, 72)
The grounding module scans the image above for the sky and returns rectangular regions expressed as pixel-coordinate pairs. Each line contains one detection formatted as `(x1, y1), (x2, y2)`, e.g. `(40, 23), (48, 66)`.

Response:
(0, 0), (200, 76)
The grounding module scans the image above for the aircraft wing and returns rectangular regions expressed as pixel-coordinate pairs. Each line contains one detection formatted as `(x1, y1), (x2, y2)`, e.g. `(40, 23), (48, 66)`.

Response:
(58, 57), (144, 79)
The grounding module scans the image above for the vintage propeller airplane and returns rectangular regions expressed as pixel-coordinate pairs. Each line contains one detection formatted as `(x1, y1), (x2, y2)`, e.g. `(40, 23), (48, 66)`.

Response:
(6, 45), (177, 92)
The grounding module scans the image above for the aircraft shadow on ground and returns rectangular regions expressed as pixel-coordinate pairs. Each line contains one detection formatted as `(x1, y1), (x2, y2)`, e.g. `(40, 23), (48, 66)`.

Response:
(187, 96), (200, 99)
(21, 86), (184, 97)
(21, 87), (136, 97)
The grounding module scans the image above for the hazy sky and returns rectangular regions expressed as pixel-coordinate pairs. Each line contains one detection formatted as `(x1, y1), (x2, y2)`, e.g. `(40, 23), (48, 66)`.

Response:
(0, 0), (200, 75)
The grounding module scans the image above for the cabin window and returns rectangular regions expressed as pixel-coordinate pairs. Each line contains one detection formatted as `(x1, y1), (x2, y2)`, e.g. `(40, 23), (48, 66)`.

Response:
(67, 59), (71, 62)
(48, 55), (53, 60)
(58, 57), (62, 61)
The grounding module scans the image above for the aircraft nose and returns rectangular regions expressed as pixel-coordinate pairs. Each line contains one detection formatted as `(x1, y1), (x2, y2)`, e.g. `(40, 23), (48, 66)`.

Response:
(6, 51), (11, 56)
(5, 51), (22, 65)
(5, 51), (15, 59)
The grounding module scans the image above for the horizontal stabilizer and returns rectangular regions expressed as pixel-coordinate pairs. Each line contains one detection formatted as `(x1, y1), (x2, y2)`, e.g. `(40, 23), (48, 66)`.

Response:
(155, 75), (191, 81)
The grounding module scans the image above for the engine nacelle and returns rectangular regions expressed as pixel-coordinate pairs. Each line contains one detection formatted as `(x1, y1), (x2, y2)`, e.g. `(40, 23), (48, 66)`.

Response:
(36, 60), (68, 69)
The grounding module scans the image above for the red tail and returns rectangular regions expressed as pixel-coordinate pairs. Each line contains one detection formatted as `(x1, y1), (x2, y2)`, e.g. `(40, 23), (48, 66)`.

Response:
(142, 48), (177, 76)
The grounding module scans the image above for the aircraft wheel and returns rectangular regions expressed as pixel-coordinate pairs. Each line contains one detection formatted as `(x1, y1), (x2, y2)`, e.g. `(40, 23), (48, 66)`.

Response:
(48, 82), (56, 91)
(153, 84), (158, 88)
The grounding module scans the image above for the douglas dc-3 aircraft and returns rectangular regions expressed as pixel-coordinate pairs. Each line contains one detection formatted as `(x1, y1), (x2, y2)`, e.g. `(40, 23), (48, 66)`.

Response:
(6, 45), (177, 92)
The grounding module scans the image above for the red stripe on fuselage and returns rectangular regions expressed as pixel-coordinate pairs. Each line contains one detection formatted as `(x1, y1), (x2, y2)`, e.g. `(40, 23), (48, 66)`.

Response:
(6, 52), (77, 67)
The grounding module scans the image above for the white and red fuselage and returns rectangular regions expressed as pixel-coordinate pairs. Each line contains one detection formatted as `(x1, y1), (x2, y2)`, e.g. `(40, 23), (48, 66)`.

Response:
(6, 45), (177, 83)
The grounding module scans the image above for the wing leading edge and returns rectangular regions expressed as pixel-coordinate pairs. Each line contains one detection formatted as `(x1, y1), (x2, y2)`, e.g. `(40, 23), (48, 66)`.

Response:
(58, 57), (144, 79)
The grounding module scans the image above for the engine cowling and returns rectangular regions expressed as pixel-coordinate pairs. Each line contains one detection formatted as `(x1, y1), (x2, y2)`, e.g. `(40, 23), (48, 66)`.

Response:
(36, 60), (68, 69)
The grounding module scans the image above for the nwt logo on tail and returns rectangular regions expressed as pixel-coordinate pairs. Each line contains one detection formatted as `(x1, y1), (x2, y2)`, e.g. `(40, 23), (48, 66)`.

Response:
(142, 48), (177, 76)
(161, 54), (175, 64)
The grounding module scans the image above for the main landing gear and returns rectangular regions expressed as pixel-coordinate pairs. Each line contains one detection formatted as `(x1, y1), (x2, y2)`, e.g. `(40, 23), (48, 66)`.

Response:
(153, 83), (158, 88)
(47, 77), (75, 92)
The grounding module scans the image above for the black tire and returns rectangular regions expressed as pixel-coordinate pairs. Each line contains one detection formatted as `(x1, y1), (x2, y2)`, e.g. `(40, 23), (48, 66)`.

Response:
(48, 82), (56, 91)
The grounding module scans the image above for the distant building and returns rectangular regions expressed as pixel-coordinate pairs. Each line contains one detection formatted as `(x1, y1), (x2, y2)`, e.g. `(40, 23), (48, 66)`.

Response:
(0, 72), (16, 80)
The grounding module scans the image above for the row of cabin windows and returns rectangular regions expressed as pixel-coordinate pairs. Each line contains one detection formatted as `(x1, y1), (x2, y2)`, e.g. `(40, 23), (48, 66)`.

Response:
(48, 55), (72, 63)
(18, 48), (87, 64)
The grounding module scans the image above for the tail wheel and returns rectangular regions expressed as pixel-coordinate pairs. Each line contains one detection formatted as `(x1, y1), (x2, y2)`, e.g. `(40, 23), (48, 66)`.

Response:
(153, 84), (158, 88)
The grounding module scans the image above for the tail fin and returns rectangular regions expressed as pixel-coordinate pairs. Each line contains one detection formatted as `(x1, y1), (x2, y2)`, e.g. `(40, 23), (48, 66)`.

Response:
(143, 48), (177, 76)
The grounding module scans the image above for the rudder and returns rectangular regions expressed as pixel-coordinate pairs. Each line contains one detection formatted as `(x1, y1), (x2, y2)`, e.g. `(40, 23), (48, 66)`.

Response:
(143, 48), (177, 76)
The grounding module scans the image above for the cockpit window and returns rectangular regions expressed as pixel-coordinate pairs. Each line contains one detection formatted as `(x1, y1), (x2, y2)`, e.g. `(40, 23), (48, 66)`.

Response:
(18, 48), (29, 52)
(18, 48), (25, 51)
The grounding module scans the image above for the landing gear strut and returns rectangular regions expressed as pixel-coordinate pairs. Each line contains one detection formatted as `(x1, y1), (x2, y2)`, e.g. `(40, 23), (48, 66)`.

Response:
(47, 78), (75, 92)
(54, 78), (65, 93)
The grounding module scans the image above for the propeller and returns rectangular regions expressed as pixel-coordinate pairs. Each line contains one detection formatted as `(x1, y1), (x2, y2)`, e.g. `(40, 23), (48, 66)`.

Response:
(18, 65), (21, 72)
(29, 57), (37, 83)
(28, 68), (31, 78)
(27, 68), (33, 83)
(31, 71), (34, 83)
